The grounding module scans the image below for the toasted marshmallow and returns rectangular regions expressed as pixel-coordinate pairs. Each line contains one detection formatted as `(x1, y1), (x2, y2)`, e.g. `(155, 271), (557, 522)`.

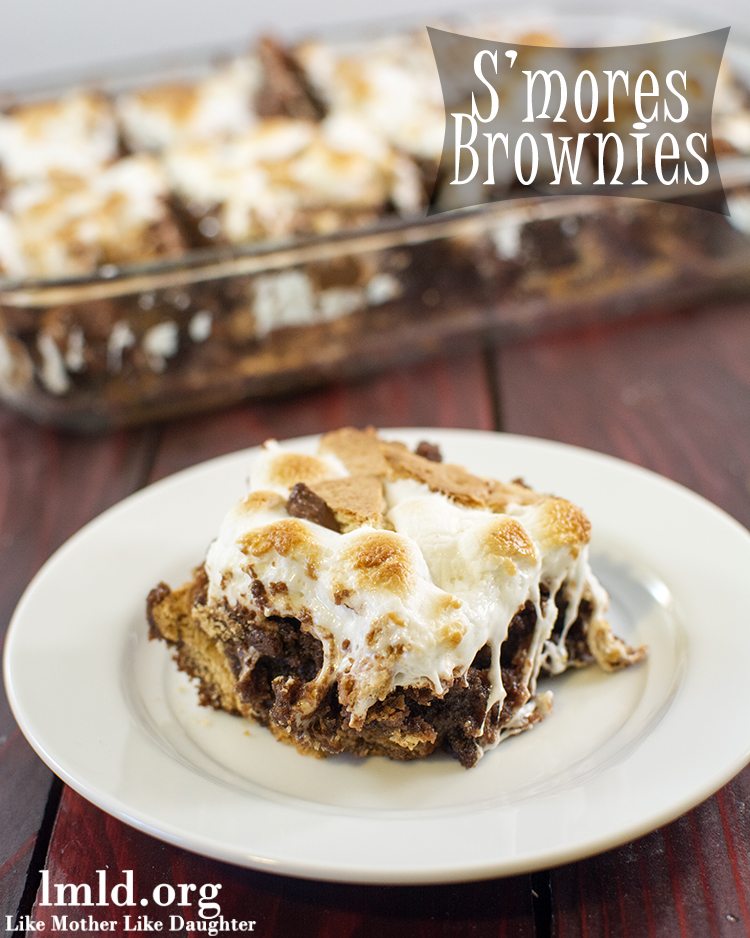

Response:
(117, 56), (261, 152)
(0, 90), (118, 183)
(203, 433), (639, 755)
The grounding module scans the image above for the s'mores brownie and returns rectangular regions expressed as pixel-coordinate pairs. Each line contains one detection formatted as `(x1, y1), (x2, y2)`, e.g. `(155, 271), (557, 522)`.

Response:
(0, 154), (185, 279)
(294, 31), (445, 166)
(148, 429), (644, 768)
(165, 115), (424, 245)
(0, 89), (119, 186)
(116, 56), (263, 152)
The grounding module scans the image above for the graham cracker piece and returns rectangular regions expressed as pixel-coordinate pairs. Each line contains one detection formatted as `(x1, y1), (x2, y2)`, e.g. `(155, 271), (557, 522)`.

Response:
(484, 479), (544, 512)
(380, 440), (545, 512)
(379, 442), (492, 508)
(319, 427), (389, 478)
(310, 475), (385, 531)
(320, 428), (545, 515)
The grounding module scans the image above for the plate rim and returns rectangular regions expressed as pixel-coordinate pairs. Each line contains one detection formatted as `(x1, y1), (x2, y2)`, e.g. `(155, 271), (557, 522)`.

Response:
(5, 428), (750, 884)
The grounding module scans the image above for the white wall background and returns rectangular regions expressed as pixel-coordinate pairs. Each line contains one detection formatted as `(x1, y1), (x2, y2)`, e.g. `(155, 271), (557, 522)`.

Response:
(0, 0), (746, 86)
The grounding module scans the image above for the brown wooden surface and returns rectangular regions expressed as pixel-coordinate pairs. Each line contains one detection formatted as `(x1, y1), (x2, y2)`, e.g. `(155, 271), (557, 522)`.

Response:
(496, 303), (750, 938)
(0, 414), (157, 923)
(1, 302), (749, 936)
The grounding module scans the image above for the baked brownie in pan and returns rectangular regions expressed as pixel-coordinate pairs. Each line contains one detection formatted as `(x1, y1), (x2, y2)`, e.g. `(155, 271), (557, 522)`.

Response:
(116, 38), (323, 155)
(0, 89), (120, 187)
(164, 115), (424, 246)
(0, 233), (470, 420)
(148, 428), (644, 768)
(0, 155), (185, 281)
(1, 23), (749, 428)
(293, 28), (444, 198)
(255, 36), (326, 122)
(116, 55), (263, 153)
(293, 29), (444, 159)
(294, 23), (750, 208)
(2, 185), (749, 430)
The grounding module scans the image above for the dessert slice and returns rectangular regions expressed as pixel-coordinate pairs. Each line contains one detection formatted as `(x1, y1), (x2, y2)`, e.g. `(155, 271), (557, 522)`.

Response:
(115, 56), (263, 153)
(164, 114), (424, 246)
(0, 154), (185, 279)
(293, 30), (445, 167)
(148, 429), (645, 767)
(0, 89), (119, 186)
(115, 39), (323, 155)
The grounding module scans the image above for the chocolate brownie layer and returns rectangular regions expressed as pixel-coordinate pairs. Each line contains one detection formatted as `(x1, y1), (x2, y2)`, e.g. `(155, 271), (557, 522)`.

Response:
(148, 570), (591, 767)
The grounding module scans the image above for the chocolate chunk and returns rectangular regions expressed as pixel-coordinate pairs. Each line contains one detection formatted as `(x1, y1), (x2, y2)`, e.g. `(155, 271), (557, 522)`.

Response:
(250, 579), (268, 608)
(256, 36), (325, 121)
(415, 440), (443, 462)
(286, 482), (341, 532)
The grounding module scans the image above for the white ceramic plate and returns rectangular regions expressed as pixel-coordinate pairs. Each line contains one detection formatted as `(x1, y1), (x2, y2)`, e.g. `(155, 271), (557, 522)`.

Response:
(5, 429), (750, 884)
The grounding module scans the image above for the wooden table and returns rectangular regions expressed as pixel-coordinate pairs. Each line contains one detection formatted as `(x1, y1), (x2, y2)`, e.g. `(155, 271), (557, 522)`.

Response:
(2, 300), (749, 937)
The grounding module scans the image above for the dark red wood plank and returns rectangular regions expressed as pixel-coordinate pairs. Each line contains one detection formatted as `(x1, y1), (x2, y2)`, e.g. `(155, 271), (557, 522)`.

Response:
(497, 304), (750, 527)
(496, 301), (750, 938)
(31, 789), (535, 938)
(0, 411), (156, 922)
(148, 349), (496, 480)
(32, 352), (536, 935)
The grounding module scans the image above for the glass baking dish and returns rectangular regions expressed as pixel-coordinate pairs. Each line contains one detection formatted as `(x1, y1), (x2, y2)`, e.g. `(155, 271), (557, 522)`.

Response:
(1, 10), (750, 430)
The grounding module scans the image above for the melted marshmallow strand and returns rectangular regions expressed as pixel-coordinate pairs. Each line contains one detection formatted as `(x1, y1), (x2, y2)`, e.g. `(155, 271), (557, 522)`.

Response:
(204, 436), (621, 756)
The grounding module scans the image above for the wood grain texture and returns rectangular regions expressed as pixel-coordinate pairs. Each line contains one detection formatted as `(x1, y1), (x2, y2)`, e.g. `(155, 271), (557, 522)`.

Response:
(496, 304), (750, 527)
(496, 301), (750, 938)
(148, 350), (496, 481)
(32, 789), (535, 938)
(15, 303), (750, 935)
(30, 351), (538, 936)
(0, 412), (156, 922)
